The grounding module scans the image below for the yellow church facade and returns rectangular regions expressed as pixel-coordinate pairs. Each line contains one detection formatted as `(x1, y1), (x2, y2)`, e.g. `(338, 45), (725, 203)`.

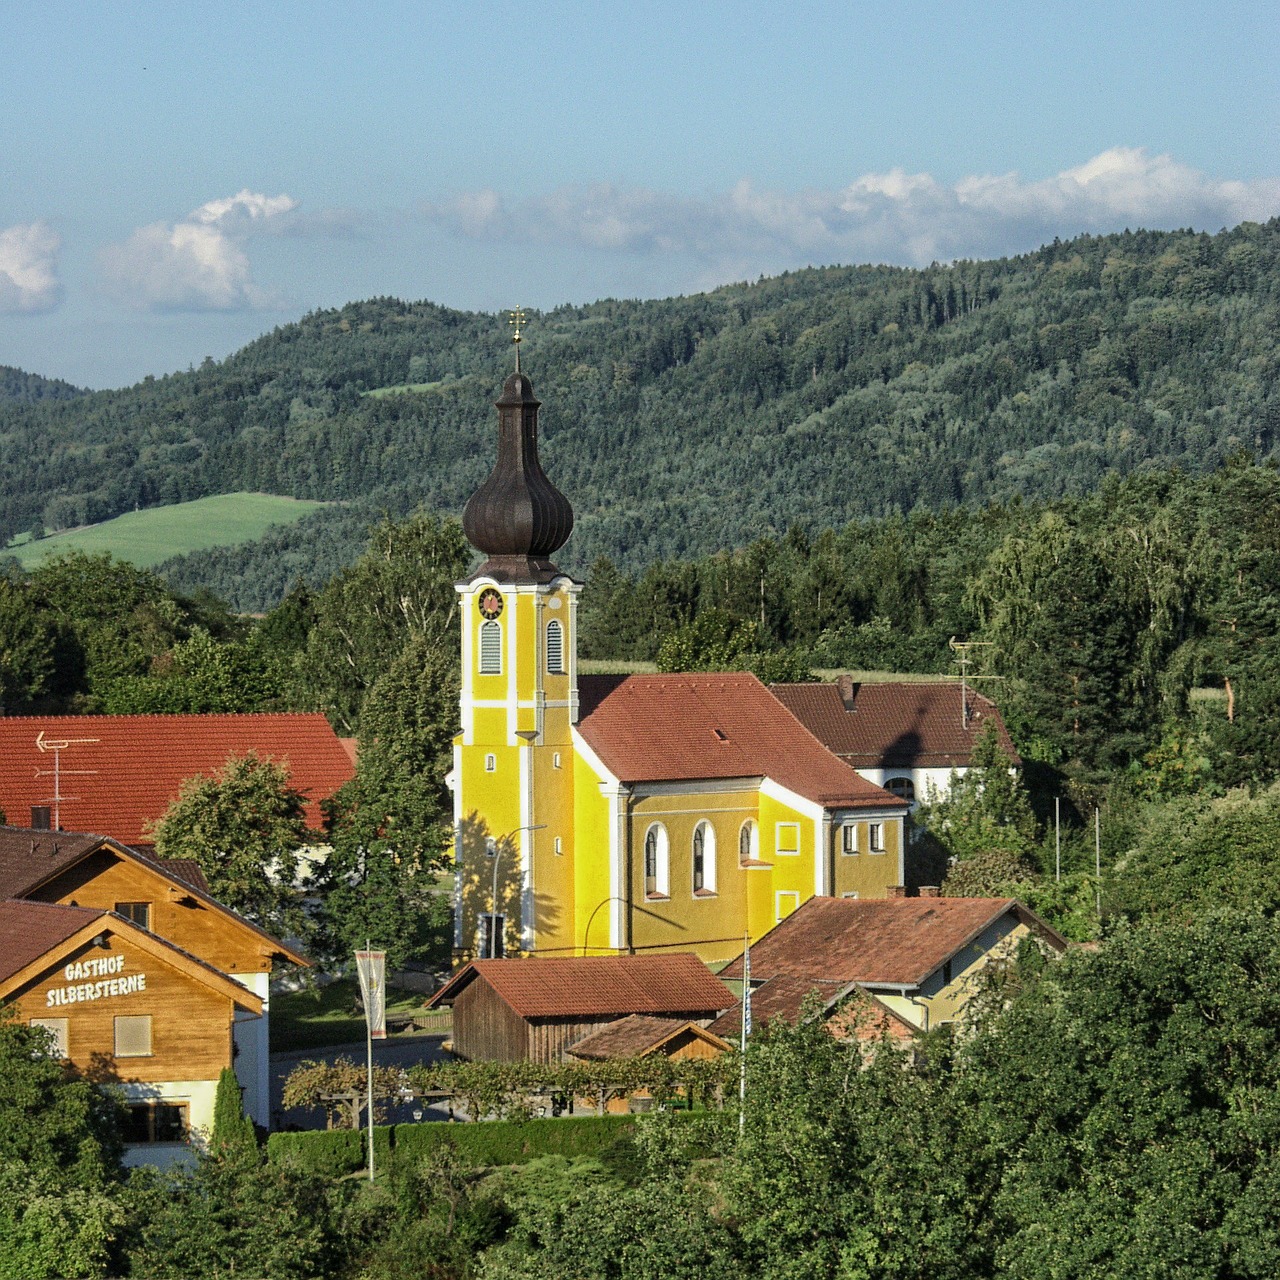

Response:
(450, 366), (908, 967)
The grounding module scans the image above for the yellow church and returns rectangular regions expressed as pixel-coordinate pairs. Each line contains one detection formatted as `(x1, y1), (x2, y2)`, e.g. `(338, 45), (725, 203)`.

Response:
(449, 357), (908, 966)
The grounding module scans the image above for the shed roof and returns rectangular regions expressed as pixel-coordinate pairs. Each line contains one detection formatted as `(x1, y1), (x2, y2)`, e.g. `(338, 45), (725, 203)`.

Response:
(0, 713), (355, 844)
(718, 896), (1065, 989)
(428, 954), (734, 1020)
(770, 679), (1020, 770)
(708, 976), (917, 1043)
(577, 673), (903, 810)
(567, 1014), (731, 1060)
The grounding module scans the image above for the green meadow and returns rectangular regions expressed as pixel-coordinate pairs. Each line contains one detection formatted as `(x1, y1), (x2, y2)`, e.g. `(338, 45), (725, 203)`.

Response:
(8, 492), (330, 570)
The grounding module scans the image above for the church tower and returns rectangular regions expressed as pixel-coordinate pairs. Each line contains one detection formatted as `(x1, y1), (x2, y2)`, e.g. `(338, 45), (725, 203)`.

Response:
(453, 329), (581, 960)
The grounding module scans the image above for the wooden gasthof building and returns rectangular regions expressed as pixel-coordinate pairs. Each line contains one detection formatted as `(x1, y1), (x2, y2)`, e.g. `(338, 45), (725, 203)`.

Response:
(0, 899), (263, 1164)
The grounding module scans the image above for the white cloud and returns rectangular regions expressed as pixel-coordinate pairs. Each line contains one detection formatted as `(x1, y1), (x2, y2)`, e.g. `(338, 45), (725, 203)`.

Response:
(0, 221), (62, 313)
(101, 189), (297, 311)
(423, 148), (1280, 269)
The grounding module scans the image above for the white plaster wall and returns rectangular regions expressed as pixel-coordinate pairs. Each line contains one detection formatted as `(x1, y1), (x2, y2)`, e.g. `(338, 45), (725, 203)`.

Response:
(231, 971), (270, 1127)
(854, 765), (967, 809)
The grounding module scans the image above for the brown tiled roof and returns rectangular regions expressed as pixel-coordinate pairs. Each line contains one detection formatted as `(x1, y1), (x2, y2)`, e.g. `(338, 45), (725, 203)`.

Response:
(0, 827), (307, 967)
(576, 674), (904, 810)
(770, 680), (1020, 770)
(0, 899), (105, 983)
(0, 714), (355, 844)
(709, 976), (916, 1043)
(428, 954), (734, 1020)
(567, 1014), (731, 1059)
(718, 896), (1065, 989)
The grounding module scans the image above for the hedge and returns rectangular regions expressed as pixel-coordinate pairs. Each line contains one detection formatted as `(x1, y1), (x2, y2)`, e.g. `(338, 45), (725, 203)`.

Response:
(267, 1115), (644, 1176)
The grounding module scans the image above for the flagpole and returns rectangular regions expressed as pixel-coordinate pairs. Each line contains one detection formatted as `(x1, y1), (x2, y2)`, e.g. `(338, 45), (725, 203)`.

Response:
(739, 930), (750, 1136)
(365, 939), (374, 1182)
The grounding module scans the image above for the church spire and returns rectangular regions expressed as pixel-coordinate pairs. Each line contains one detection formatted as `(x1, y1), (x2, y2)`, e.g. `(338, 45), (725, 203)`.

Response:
(461, 312), (574, 582)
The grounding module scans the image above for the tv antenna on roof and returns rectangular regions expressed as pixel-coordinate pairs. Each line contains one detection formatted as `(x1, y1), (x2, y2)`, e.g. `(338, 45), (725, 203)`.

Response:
(34, 731), (99, 831)
(947, 638), (998, 732)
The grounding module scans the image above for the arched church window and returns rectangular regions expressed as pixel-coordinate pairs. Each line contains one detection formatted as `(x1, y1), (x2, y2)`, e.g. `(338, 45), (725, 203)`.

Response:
(546, 619), (564, 674)
(643, 824), (669, 898)
(884, 776), (915, 803)
(692, 822), (717, 895)
(479, 621), (502, 674)
(738, 820), (758, 865)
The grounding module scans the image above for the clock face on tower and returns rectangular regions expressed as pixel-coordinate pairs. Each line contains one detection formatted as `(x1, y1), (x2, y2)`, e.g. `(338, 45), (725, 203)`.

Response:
(477, 588), (504, 620)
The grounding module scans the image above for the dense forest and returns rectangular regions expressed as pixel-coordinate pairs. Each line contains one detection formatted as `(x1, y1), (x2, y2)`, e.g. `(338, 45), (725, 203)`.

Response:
(2, 218), (1278, 608)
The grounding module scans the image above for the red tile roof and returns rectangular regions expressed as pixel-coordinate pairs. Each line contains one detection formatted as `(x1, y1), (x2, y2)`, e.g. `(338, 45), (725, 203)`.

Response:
(770, 679), (1020, 770)
(577, 674), (904, 810)
(709, 976), (917, 1043)
(718, 895), (1065, 989)
(429, 954), (734, 1020)
(0, 899), (105, 983)
(0, 714), (355, 844)
(567, 1014), (731, 1059)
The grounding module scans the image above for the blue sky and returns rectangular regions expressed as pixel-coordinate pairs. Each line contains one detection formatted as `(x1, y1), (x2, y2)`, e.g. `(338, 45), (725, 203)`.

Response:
(2, 0), (1277, 388)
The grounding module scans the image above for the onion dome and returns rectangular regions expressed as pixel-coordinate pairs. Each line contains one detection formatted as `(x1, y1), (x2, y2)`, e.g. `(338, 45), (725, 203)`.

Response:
(462, 370), (574, 581)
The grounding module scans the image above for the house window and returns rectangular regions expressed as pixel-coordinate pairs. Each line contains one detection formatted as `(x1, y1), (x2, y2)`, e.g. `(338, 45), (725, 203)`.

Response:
(554, 836), (563, 855)
(114, 1015), (153, 1058)
(484, 754), (497, 773)
(692, 822), (717, 895)
(30, 1017), (68, 1057)
(869, 823), (885, 853)
(841, 891), (860, 899)
(776, 891), (800, 923)
(124, 1102), (188, 1145)
(884, 776), (916, 804)
(479, 913), (506, 959)
(840, 823), (857, 855)
(115, 901), (151, 930)
(775, 822), (800, 855)
(738, 820), (759, 865)
(546, 620), (565, 674)
(643, 823), (669, 898)
(553, 752), (562, 769)
(479, 621), (502, 674)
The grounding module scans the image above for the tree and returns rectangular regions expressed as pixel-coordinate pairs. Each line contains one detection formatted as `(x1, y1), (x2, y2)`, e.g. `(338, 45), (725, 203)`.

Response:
(210, 1067), (256, 1154)
(0, 577), (60, 712)
(317, 636), (460, 968)
(150, 753), (310, 933)
(0, 1008), (126, 1280)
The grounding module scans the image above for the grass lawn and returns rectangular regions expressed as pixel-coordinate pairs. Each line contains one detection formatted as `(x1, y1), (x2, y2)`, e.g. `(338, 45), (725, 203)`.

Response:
(271, 978), (430, 1053)
(10, 492), (330, 570)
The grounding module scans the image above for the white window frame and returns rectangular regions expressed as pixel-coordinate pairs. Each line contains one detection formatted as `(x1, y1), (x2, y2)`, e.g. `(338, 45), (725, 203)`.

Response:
(692, 821), (717, 895)
(30, 1017), (68, 1057)
(484, 753), (497, 773)
(775, 822), (800, 856)
(840, 822), (858, 855)
(738, 819), (759, 865)
(643, 823), (670, 899)
(479, 620), (502, 674)
(478, 912), (506, 959)
(554, 836), (563, 855)
(869, 822), (885, 853)
(775, 890), (800, 922)
(546, 619), (565, 674)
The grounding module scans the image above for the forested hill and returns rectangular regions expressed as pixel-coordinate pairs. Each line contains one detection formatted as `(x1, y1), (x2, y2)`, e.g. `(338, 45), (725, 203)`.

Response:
(0, 364), (87, 404)
(4, 219), (1278, 606)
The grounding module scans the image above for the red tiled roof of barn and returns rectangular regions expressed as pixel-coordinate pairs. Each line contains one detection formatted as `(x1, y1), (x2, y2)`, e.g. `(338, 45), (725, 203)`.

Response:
(770, 679), (1020, 770)
(567, 1014), (731, 1059)
(708, 976), (917, 1043)
(576, 674), (903, 810)
(428, 954), (734, 1021)
(0, 714), (355, 844)
(0, 899), (105, 984)
(718, 896), (1064, 989)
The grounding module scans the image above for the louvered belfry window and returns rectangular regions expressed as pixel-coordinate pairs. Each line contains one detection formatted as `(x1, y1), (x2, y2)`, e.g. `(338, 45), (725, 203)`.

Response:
(546, 619), (564, 674)
(479, 621), (502, 674)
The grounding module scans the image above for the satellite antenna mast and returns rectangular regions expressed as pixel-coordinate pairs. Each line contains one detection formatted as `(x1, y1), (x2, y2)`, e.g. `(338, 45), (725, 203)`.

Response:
(33, 731), (99, 830)
(947, 639), (997, 732)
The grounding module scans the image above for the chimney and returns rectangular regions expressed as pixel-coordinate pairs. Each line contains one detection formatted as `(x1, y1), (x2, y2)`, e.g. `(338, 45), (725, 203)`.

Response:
(30, 805), (51, 831)
(888, 885), (907, 899)
(919, 885), (940, 898)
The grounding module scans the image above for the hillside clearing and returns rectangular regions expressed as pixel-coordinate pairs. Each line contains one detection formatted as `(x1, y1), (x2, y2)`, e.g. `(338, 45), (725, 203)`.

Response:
(9, 492), (331, 570)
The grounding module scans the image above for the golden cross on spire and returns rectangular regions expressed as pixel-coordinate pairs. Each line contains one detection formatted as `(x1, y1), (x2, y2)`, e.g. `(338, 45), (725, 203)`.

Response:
(508, 306), (527, 372)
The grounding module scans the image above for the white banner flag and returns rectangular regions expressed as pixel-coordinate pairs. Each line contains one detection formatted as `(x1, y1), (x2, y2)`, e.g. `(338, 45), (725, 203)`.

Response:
(355, 950), (387, 1041)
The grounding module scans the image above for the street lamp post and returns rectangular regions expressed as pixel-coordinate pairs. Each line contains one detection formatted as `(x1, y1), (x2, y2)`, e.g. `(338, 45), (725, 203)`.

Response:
(485, 824), (546, 958)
